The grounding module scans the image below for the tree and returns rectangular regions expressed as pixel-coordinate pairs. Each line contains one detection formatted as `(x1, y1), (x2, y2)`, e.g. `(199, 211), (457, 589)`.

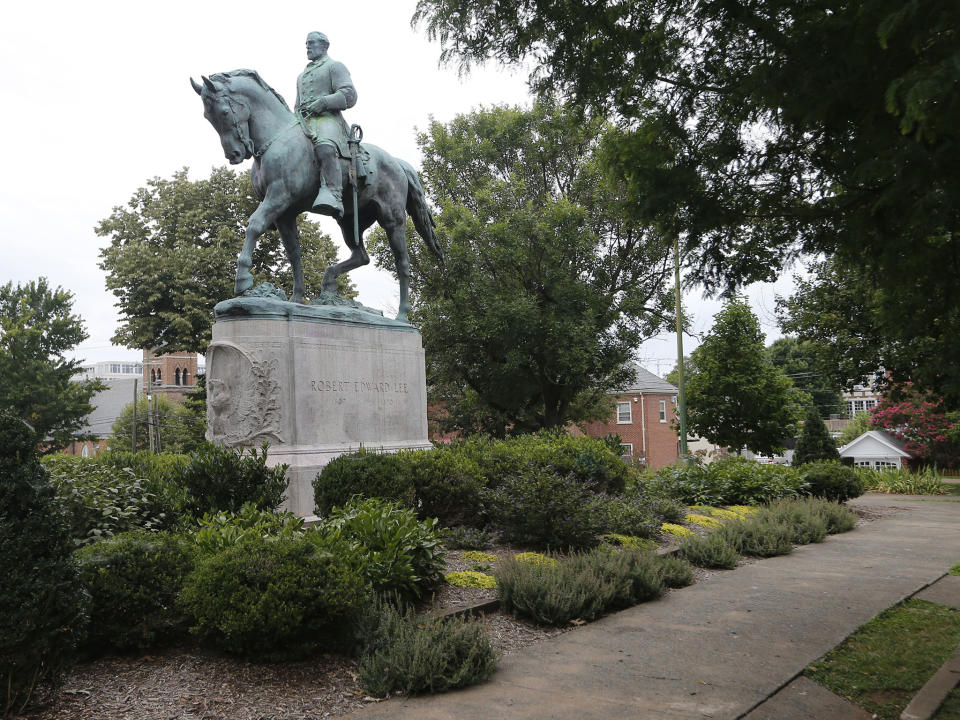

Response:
(97, 167), (356, 354)
(793, 405), (840, 465)
(413, 0), (960, 404)
(685, 298), (805, 454)
(766, 337), (844, 418)
(108, 393), (205, 454)
(371, 101), (674, 435)
(869, 383), (960, 469)
(836, 412), (872, 448)
(0, 279), (103, 451)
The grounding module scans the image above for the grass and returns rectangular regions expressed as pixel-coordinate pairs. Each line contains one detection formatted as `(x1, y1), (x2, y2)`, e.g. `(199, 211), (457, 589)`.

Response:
(804, 599), (960, 719)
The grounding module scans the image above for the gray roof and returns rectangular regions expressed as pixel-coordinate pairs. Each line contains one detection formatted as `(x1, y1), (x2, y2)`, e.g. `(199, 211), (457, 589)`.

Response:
(838, 429), (911, 458)
(77, 378), (138, 438)
(614, 363), (679, 395)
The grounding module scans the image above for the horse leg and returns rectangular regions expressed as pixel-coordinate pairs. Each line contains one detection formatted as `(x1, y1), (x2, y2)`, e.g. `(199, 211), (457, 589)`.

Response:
(236, 196), (286, 295)
(384, 219), (411, 322)
(275, 212), (305, 303)
(321, 214), (373, 295)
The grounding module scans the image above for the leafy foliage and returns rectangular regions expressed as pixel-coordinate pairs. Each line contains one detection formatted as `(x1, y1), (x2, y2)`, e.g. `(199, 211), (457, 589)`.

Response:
(323, 498), (446, 602)
(178, 533), (369, 659)
(686, 299), (805, 454)
(76, 531), (196, 652)
(869, 383), (960, 468)
(799, 462), (865, 503)
(0, 279), (103, 451)
(442, 526), (492, 550)
(313, 447), (414, 517)
(190, 503), (304, 555)
(794, 405), (841, 465)
(180, 442), (288, 516)
(373, 101), (673, 435)
(97, 167), (355, 353)
(0, 413), (87, 717)
(357, 599), (498, 697)
(643, 457), (809, 507)
(836, 412), (873, 448)
(857, 467), (946, 496)
(717, 518), (794, 559)
(677, 533), (740, 570)
(766, 338), (844, 419)
(108, 393), (206, 454)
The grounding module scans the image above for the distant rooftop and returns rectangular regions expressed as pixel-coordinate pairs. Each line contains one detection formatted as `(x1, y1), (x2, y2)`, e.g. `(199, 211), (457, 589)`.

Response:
(614, 363), (679, 395)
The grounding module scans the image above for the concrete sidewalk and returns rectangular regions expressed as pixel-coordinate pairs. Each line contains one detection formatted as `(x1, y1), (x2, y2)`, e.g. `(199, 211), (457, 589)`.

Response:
(344, 494), (960, 720)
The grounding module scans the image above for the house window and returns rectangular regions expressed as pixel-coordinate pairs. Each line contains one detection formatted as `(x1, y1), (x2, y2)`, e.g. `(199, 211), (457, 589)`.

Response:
(175, 368), (181, 386)
(659, 400), (667, 423)
(81, 445), (89, 458)
(854, 400), (865, 413)
(865, 399), (876, 411)
(110, 363), (121, 374)
(846, 400), (854, 416)
(616, 402), (632, 424)
(620, 443), (633, 458)
(183, 369), (189, 385)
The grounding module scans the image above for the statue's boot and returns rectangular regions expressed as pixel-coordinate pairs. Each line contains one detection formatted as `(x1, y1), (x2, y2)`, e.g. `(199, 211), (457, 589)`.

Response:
(312, 185), (343, 219)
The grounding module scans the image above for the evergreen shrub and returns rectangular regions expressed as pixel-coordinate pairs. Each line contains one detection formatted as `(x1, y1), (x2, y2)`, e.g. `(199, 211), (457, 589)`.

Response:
(644, 457), (808, 506)
(658, 555), (695, 588)
(357, 599), (498, 696)
(313, 447), (413, 516)
(322, 497), (445, 602)
(793, 405), (841, 465)
(760, 500), (828, 545)
(481, 468), (605, 550)
(442, 525), (492, 550)
(0, 413), (87, 716)
(76, 531), (195, 652)
(403, 446), (486, 525)
(180, 442), (288, 516)
(678, 532), (740, 569)
(800, 498), (858, 534)
(178, 533), (368, 659)
(597, 494), (662, 538)
(800, 461), (865, 502)
(719, 518), (794, 558)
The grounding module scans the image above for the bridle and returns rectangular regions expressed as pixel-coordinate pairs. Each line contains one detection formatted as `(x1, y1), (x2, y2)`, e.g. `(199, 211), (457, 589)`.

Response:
(216, 88), (299, 160)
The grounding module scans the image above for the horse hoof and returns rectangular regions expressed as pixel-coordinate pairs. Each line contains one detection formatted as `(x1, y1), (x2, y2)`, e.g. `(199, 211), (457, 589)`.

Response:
(235, 273), (254, 295)
(396, 311), (409, 323)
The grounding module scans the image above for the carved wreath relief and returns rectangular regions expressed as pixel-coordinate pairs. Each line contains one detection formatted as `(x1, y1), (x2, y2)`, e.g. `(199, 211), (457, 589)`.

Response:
(206, 343), (285, 446)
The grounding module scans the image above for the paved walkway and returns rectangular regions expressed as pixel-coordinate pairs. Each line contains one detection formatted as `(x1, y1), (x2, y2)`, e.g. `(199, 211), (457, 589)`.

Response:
(344, 494), (960, 720)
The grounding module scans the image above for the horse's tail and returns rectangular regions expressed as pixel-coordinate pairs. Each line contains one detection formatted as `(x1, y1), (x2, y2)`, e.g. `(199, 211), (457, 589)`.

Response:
(400, 160), (444, 264)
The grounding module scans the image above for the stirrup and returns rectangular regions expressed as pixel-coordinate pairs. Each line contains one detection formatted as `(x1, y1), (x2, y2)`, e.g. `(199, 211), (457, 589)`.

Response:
(312, 187), (343, 219)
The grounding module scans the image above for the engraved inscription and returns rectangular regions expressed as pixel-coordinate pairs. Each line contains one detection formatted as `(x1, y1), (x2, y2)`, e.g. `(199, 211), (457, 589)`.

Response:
(310, 379), (409, 394)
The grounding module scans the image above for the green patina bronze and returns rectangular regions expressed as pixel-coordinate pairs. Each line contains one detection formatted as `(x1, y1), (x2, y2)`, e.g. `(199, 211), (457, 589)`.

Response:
(191, 32), (444, 322)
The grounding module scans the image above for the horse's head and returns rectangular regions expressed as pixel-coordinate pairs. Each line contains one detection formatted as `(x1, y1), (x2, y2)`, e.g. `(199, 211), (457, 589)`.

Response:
(191, 75), (254, 164)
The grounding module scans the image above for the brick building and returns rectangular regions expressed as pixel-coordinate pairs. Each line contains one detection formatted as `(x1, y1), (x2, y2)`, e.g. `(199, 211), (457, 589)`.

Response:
(142, 350), (200, 402)
(576, 364), (680, 469)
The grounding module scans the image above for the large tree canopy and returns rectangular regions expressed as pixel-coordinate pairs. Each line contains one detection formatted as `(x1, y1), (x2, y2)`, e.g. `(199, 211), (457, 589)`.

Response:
(0, 278), (103, 451)
(372, 101), (674, 435)
(686, 298), (805, 454)
(414, 0), (960, 401)
(97, 167), (355, 354)
(766, 337), (843, 418)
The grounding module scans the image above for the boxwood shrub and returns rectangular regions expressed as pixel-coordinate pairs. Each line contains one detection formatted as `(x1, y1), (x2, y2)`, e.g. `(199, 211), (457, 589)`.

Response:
(180, 442), (288, 517)
(314, 447), (414, 517)
(798, 461), (865, 502)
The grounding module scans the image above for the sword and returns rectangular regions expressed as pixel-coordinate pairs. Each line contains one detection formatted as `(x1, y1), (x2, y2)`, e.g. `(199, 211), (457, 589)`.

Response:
(348, 124), (363, 250)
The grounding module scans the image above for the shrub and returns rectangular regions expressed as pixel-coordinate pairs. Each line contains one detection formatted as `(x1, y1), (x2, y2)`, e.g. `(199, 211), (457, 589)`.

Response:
(0, 413), (87, 716)
(190, 503), (304, 555)
(793, 405), (841, 465)
(644, 457), (808, 506)
(43, 455), (179, 545)
(800, 461), (865, 502)
(684, 513), (724, 530)
(800, 498), (858, 534)
(404, 446), (486, 525)
(719, 518), (794, 558)
(859, 467), (947, 495)
(322, 497), (445, 601)
(76, 531), (196, 652)
(442, 525), (492, 550)
(178, 534), (369, 658)
(357, 600), (498, 696)
(496, 548), (665, 626)
(658, 555), (695, 588)
(313, 447), (413, 517)
(760, 501), (828, 545)
(481, 468), (605, 550)
(598, 494), (662, 538)
(180, 442), (288, 516)
(678, 532), (740, 569)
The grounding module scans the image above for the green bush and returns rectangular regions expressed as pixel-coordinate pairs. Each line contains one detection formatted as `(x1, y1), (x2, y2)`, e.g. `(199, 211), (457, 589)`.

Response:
(1, 413), (87, 716)
(644, 457), (808, 506)
(719, 518), (794, 558)
(800, 498), (858, 534)
(481, 468), (605, 550)
(322, 497), (445, 602)
(313, 447), (413, 517)
(43, 455), (181, 545)
(442, 525), (492, 550)
(858, 466), (947, 495)
(800, 461), (865, 502)
(495, 548), (666, 626)
(76, 531), (196, 652)
(97, 450), (191, 487)
(793, 405), (841, 465)
(357, 599), (498, 697)
(759, 500), (828, 545)
(678, 532), (740, 569)
(178, 533), (369, 659)
(180, 442), (288, 517)
(404, 446), (486, 525)
(190, 503), (304, 555)
(658, 554), (695, 588)
(598, 493), (664, 538)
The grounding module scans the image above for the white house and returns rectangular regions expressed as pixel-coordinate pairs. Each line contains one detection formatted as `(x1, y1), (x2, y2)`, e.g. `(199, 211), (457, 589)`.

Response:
(838, 430), (912, 470)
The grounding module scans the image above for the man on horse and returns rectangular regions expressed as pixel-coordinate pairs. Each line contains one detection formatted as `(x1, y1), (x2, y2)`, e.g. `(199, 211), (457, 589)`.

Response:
(296, 31), (357, 219)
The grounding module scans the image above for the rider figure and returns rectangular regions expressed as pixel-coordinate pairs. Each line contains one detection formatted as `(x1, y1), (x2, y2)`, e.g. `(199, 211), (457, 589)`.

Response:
(296, 31), (357, 219)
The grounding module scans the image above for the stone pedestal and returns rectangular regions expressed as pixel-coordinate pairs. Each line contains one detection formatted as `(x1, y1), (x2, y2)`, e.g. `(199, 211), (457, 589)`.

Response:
(206, 296), (431, 516)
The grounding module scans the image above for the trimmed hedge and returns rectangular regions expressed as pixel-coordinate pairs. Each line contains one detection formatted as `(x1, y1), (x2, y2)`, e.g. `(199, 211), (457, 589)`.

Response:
(799, 461), (865, 502)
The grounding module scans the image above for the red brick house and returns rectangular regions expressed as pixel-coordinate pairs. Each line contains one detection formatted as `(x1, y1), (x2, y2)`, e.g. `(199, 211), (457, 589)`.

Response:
(575, 364), (680, 469)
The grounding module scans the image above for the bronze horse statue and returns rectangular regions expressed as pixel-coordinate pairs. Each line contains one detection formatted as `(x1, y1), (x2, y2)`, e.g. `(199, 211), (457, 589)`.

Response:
(191, 69), (443, 321)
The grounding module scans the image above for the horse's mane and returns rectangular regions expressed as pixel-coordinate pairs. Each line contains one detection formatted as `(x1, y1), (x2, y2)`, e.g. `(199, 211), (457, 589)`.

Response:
(210, 69), (291, 110)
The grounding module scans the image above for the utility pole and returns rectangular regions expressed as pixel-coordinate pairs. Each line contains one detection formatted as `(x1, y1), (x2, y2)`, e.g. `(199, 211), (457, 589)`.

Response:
(674, 236), (689, 460)
(131, 379), (138, 452)
(147, 393), (155, 454)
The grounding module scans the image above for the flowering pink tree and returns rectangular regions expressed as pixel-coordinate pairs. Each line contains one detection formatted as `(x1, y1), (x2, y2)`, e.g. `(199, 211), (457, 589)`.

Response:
(869, 383), (960, 469)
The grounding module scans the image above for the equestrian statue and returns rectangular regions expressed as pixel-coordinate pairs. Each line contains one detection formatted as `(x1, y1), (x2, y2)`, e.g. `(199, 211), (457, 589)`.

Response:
(191, 31), (443, 322)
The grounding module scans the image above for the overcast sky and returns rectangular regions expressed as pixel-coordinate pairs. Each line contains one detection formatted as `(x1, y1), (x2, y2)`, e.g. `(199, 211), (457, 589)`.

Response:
(1, 0), (796, 376)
